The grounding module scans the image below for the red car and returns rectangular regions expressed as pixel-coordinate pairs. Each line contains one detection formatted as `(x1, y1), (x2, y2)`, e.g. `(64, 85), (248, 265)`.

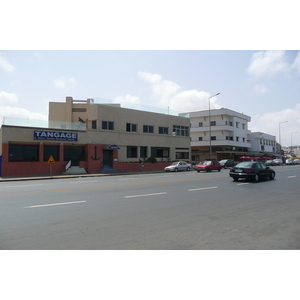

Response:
(195, 160), (222, 172)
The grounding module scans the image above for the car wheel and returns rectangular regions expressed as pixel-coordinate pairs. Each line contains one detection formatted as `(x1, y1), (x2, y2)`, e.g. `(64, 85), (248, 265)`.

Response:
(233, 177), (239, 182)
(269, 172), (275, 180)
(253, 174), (260, 182)
(218, 168), (221, 172)
(206, 168), (210, 172)
(174, 168), (178, 172)
(197, 170), (200, 173)
(186, 167), (190, 171)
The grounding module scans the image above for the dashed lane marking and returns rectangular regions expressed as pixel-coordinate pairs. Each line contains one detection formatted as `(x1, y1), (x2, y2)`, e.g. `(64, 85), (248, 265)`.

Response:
(124, 192), (167, 198)
(24, 200), (86, 208)
(188, 186), (218, 191)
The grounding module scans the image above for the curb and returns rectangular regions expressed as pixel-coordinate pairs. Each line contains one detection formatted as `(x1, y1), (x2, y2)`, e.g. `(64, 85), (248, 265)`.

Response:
(0, 170), (167, 182)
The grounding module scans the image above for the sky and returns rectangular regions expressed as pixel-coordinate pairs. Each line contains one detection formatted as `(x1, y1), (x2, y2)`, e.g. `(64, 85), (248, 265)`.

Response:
(1, 50), (300, 147)
(1, 1), (300, 147)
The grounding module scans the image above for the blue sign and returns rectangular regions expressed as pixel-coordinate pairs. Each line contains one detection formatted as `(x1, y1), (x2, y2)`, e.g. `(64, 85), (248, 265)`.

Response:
(108, 145), (120, 149)
(34, 130), (78, 141)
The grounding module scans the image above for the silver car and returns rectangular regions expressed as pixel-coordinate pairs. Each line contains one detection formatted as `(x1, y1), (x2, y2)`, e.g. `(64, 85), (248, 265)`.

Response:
(164, 161), (192, 172)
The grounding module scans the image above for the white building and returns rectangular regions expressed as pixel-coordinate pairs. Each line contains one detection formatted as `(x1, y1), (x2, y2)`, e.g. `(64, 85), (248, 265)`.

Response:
(184, 108), (252, 161)
(248, 132), (277, 153)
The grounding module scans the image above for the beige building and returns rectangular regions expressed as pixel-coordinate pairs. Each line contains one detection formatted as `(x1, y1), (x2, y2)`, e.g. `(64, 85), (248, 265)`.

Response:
(49, 97), (191, 163)
(0, 97), (191, 177)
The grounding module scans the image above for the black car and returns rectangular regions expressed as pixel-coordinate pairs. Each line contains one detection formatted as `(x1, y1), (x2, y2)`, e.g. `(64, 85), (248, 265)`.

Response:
(219, 159), (236, 169)
(229, 162), (275, 182)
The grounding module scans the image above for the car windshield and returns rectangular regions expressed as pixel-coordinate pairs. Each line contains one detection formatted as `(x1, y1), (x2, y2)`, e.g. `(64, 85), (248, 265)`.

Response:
(236, 162), (255, 168)
(220, 160), (227, 163)
(171, 162), (178, 166)
(203, 161), (212, 165)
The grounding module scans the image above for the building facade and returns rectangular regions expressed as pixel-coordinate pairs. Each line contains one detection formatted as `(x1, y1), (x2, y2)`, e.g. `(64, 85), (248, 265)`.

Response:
(186, 108), (252, 161)
(248, 132), (277, 153)
(0, 97), (191, 177)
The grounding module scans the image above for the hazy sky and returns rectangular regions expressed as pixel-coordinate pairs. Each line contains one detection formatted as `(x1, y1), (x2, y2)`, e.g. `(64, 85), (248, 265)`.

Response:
(1, 50), (300, 146)
(1, 1), (300, 147)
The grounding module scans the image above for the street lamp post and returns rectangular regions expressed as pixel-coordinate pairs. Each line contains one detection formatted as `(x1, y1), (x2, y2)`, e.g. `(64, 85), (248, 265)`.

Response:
(291, 132), (298, 151)
(279, 121), (288, 152)
(208, 92), (220, 159)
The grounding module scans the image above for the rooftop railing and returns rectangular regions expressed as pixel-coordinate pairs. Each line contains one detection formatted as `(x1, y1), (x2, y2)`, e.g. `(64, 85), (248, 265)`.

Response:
(91, 97), (187, 117)
(2, 117), (86, 130)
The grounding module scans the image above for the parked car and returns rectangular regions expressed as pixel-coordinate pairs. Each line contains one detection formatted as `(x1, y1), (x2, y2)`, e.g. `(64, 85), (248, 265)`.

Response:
(219, 159), (236, 169)
(285, 158), (294, 165)
(195, 160), (222, 172)
(293, 159), (300, 164)
(273, 159), (283, 166)
(229, 162), (275, 182)
(265, 159), (277, 166)
(164, 161), (192, 172)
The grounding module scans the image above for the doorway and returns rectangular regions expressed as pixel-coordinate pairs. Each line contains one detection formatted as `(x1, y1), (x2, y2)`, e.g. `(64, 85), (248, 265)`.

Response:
(64, 146), (86, 166)
(103, 150), (113, 168)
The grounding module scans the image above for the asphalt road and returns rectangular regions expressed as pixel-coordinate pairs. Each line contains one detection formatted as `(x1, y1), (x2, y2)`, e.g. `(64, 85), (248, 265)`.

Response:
(1, 165), (300, 249)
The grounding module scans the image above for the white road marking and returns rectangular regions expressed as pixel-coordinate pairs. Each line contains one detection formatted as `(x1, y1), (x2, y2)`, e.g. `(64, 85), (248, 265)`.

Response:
(118, 177), (140, 181)
(188, 186), (218, 191)
(69, 180), (98, 184)
(6, 184), (44, 188)
(24, 200), (86, 208)
(237, 183), (250, 185)
(124, 192), (167, 198)
(288, 176), (297, 178)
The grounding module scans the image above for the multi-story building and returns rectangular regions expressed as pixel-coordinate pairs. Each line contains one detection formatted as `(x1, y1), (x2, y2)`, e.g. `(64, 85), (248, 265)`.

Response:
(248, 132), (277, 153)
(184, 108), (252, 161)
(0, 97), (191, 177)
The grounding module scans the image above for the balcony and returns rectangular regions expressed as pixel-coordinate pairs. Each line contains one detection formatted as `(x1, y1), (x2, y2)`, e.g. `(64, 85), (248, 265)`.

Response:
(191, 139), (251, 148)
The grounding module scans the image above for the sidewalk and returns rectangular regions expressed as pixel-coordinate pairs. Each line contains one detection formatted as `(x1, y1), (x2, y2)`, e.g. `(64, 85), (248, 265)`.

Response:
(0, 169), (166, 182)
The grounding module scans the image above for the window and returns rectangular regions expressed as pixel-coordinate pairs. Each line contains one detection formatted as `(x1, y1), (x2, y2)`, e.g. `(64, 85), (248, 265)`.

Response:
(236, 137), (239, 142)
(242, 123), (246, 130)
(159, 127), (168, 134)
(236, 122), (239, 128)
(44, 145), (59, 161)
(199, 122), (203, 127)
(127, 146), (138, 158)
(211, 136), (216, 140)
(102, 121), (114, 130)
(140, 146), (148, 158)
(126, 123), (138, 132)
(143, 125), (154, 133)
(210, 121), (216, 126)
(173, 125), (189, 136)
(92, 120), (97, 129)
(176, 152), (189, 160)
(9, 144), (39, 162)
(243, 138), (246, 143)
(151, 147), (169, 158)
(198, 137), (203, 141)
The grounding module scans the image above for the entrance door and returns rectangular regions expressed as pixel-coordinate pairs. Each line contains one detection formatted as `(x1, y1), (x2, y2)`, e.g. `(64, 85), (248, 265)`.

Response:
(103, 150), (112, 168)
(64, 146), (86, 166)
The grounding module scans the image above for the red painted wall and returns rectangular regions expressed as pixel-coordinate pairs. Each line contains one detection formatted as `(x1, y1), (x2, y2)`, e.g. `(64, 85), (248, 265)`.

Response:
(1, 142), (180, 177)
